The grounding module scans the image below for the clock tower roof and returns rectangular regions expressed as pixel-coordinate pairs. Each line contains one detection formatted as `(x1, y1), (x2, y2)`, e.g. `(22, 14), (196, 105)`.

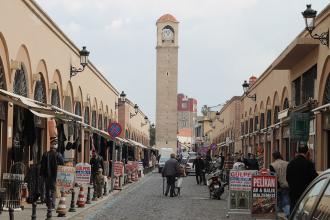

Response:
(157, 14), (178, 23)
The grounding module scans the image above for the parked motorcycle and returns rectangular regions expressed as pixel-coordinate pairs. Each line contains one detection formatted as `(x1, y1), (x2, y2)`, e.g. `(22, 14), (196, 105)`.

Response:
(207, 170), (227, 200)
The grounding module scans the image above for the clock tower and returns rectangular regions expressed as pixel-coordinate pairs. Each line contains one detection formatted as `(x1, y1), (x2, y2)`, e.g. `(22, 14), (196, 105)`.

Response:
(155, 14), (179, 150)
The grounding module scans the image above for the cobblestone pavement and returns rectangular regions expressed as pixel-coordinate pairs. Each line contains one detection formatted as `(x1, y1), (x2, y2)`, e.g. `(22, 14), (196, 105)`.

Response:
(71, 172), (255, 220)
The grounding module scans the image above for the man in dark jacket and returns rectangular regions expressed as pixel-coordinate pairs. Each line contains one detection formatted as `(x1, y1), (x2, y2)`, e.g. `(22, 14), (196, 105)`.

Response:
(90, 149), (104, 186)
(193, 155), (206, 185)
(40, 137), (64, 210)
(162, 153), (179, 197)
(286, 145), (318, 213)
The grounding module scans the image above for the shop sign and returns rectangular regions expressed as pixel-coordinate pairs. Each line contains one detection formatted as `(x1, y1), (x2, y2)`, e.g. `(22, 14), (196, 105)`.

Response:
(290, 112), (310, 141)
(114, 162), (124, 177)
(228, 170), (258, 213)
(282, 126), (290, 138)
(251, 174), (277, 218)
(75, 163), (91, 185)
(278, 109), (288, 120)
(2, 173), (24, 181)
(56, 166), (76, 190)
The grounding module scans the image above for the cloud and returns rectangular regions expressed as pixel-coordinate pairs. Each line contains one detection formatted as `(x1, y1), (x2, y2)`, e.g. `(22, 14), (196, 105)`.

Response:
(34, 0), (330, 120)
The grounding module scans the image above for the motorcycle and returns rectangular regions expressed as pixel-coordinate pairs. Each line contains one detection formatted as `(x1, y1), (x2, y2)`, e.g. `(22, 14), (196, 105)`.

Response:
(207, 170), (227, 200)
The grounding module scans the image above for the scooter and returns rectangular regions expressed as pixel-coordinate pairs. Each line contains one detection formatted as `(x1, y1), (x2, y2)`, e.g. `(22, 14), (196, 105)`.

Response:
(207, 170), (227, 200)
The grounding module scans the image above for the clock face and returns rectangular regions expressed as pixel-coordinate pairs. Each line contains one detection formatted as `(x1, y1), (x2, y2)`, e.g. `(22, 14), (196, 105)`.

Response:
(162, 28), (174, 41)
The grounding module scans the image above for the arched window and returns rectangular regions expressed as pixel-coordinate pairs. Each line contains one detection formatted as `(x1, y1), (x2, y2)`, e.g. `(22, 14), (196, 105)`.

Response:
(324, 75), (330, 103)
(13, 65), (28, 97)
(75, 102), (82, 116)
(84, 107), (90, 124)
(283, 98), (289, 110)
(92, 111), (96, 128)
(51, 84), (60, 107)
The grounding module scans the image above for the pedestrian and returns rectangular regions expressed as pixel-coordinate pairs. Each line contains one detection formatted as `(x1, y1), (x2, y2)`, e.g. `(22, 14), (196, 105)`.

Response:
(286, 145), (318, 214)
(95, 168), (105, 198)
(151, 153), (157, 167)
(90, 149), (104, 187)
(40, 137), (64, 210)
(162, 153), (179, 197)
(218, 153), (225, 170)
(193, 155), (206, 185)
(246, 153), (259, 170)
(269, 151), (290, 218)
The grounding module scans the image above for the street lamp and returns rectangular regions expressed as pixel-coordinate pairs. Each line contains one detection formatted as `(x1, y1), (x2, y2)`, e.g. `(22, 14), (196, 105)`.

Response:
(242, 80), (256, 101)
(141, 116), (149, 127)
(216, 111), (224, 123)
(115, 91), (127, 109)
(302, 4), (329, 47)
(70, 46), (90, 78)
(130, 104), (139, 118)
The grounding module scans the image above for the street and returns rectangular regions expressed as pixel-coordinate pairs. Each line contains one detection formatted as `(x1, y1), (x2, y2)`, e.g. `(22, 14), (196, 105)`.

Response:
(71, 172), (252, 220)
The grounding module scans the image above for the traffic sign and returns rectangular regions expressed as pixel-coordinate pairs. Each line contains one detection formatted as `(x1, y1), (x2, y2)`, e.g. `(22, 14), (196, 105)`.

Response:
(108, 122), (122, 138)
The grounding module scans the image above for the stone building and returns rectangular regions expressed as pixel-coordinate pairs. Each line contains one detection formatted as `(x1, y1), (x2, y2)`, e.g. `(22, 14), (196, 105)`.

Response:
(212, 96), (241, 155)
(155, 14), (179, 150)
(0, 0), (150, 176)
(177, 93), (197, 150)
(238, 4), (330, 171)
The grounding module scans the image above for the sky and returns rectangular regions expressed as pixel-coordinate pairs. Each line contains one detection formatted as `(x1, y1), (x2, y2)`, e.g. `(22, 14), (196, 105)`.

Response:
(35, 0), (329, 123)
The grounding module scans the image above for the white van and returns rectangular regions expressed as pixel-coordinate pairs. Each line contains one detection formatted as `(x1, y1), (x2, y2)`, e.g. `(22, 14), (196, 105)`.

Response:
(158, 147), (175, 173)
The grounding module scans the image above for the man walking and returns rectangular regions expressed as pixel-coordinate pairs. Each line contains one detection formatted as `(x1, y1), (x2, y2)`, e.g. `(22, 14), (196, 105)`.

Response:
(193, 155), (205, 185)
(90, 149), (104, 187)
(270, 151), (290, 218)
(286, 145), (318, 213)
(40, 137), (64, 210)
(162, 153), (179, 197)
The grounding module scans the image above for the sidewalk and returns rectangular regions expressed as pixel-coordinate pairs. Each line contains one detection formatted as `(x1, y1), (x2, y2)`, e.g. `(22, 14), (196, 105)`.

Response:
(0, 172), (150, 220)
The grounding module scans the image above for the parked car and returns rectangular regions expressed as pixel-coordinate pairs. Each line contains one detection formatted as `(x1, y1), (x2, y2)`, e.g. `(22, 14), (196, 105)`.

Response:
(185, 158), (196, 175)
(289, 168), (330, 220)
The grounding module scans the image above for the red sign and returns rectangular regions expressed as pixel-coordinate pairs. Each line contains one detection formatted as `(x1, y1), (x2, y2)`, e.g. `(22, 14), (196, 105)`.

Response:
(108, 122), (122, 138)
(114, 162), (124, 177)
(251, 175), (277, 218)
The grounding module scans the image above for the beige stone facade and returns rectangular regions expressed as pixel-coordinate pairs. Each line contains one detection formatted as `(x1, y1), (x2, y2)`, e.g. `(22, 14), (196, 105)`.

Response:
(210, 4), (330, 171)
(212, 96), (241, 155)
(0, 0), (150, 175)
(155, 14), (179, 150)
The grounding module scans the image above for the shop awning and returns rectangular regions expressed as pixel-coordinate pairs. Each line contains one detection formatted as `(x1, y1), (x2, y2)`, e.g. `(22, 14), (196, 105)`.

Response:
(76, 121), (111, 140)
(51, 106), (82, 121)
(312, 103), (330, 114)
(0, 89), (83, 121)
(0, 88), (55, 117)
(127, 139), (147, 149)
(273, 38), (319, 70)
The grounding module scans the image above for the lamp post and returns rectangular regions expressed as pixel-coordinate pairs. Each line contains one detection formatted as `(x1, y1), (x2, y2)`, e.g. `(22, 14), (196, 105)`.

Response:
(141, 116), (149, 127)
(302, 4), (329, 47)
(130, 104), (139, 118)
(242, 80), (256, 101)
(115, 91), (127, 109)
(70, 46), (90, 78)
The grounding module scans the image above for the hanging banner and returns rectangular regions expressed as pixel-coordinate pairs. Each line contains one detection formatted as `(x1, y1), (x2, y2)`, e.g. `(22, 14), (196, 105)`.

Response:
(56, 166), (76, 190)
(75, 163), (91, 185)
(228, 170), (258, 213)
(114, 162), (124, 177)
(251, 174), (277, 218)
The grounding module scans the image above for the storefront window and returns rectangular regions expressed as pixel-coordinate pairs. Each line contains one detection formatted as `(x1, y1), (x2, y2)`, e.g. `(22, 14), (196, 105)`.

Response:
(302, 65), (316, 103)
(254, 116), (258, 131)
(92, 111), (96, 128)
(260, 113), (265, 129)
(324, 74), (330, 103)
(98, 114), (102, 130)
(51, 86), (60, 107)
(13, 65), (28, 97)
(84, 107), (90, 124)
(266, 109), (272, 127)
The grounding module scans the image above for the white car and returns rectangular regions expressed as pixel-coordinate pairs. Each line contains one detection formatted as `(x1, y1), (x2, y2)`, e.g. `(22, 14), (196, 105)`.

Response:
(185, 158), (196, 175)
